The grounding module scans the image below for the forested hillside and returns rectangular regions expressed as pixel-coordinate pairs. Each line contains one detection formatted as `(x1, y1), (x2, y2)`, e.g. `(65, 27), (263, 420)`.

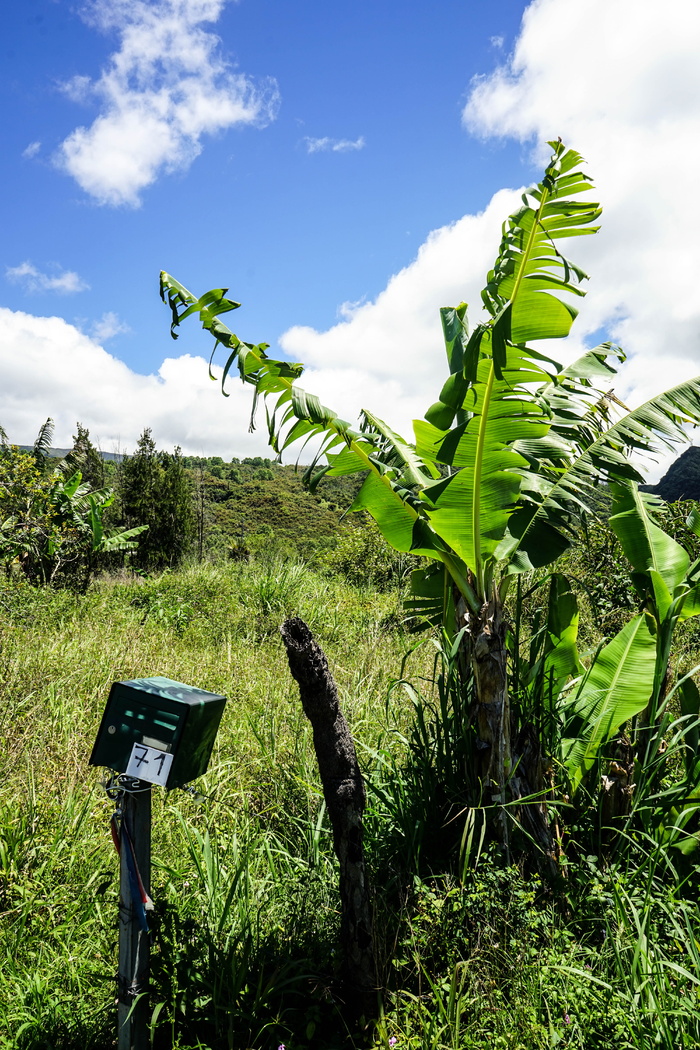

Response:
(1, 420), (378, 588)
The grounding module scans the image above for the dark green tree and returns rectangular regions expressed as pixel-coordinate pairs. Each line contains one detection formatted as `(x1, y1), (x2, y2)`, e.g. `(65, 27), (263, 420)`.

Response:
(159, 446), (195, 566)
(119, 429), (194, 570)
(64, 422), (105, 490)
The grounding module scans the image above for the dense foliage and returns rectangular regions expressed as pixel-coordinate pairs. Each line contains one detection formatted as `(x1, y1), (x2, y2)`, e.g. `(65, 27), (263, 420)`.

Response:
(118, 428), (194, 571)
(162, 140), (700, 874)
(0, 421), (145, 590)
(1, 424), (375, 586)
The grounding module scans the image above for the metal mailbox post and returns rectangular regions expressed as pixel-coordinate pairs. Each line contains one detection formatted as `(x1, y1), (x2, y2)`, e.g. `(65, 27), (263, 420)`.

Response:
(90, 676), (226, 1050)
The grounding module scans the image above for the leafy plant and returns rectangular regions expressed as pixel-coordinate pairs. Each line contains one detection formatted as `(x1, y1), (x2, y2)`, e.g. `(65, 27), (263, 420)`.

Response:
(0, 426), (146, 590)
(161, 140), (700, 868)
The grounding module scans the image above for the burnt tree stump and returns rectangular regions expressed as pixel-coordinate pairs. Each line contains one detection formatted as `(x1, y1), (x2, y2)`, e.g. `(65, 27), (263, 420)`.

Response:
(279, 617), (376, 1019)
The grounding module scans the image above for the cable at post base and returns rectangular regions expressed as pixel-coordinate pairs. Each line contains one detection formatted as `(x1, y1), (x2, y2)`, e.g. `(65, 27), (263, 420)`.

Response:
(106, 776), (154, 934)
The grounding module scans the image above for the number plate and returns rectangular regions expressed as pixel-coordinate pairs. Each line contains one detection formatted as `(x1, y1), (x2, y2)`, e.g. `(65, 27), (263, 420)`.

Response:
(125, 742), (174, 786)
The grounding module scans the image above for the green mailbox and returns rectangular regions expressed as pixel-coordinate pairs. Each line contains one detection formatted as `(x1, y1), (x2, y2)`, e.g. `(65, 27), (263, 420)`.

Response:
(90, 676), (227, 789)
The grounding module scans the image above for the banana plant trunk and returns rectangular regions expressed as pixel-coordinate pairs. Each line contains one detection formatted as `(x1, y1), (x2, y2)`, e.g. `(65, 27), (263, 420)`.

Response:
(465, 591), (511, 849)
(461, 590), (559, 874)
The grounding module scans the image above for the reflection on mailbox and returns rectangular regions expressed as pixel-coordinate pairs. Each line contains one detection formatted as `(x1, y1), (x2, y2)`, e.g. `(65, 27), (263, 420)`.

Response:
(90, 676), (227, 789)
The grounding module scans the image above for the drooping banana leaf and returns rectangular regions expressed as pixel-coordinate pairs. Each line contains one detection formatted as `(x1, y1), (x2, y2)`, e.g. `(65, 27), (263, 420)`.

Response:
(503, 375), (700, 573)
(160, 272), (304, 422)
(161, 273), (484, 602)
(561, 613), (658, 793)
(609, 482), (689, 617)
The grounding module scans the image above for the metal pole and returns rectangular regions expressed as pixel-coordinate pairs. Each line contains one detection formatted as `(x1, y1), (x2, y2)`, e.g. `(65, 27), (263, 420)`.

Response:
(118, 780), (151, 1050)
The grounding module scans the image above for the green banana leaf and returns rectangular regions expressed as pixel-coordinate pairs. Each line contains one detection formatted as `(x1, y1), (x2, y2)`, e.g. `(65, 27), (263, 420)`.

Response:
(561, 613), (658, 793)
(504, 375), (700, 573)
(481, 143), (600, 362)
(609, 482), (689, 616)
(542, 573), (582, 684)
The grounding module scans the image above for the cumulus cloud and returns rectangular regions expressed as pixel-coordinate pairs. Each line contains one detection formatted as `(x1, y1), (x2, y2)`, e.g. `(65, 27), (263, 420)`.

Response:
(280, 189), (519, 438)
(463, 0), (700, 405)
(6, 262), (90, 294)
(90, 311), (131, 341)
(0, 306), (271, 457)
(273, 0), (700, 484)
(55, 0), (280, 206)
(304, 135), (365, 154)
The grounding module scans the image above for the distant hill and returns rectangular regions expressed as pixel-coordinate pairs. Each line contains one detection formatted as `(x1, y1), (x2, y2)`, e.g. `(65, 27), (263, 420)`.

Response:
(17, 445), (124, 463)
(647, 446), (700, 501)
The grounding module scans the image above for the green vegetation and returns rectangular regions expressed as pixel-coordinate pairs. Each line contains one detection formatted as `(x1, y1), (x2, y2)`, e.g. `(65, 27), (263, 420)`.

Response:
(2, 547), (700, 1049)
(180, 454), (367, 565)
(0, 420), (146, 590)
(162, 139), (700, 868)
(4, 141), (700, 1049)
(1, 423), (372, 586)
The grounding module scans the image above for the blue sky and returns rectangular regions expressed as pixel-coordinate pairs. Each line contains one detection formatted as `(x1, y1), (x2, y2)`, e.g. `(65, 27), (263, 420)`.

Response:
(2, 0), (700, 471)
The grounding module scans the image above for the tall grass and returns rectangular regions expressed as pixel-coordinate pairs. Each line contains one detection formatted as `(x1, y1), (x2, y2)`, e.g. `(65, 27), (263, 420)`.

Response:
(0, 560), (412, 1049)
(2, 559), (700, 1048)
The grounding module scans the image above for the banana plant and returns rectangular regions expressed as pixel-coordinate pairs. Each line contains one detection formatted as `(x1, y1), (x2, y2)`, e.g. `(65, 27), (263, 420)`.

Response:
(161, 141), (700, 853)
(0, 450), (147, 588)
(553, 487), (700, 855)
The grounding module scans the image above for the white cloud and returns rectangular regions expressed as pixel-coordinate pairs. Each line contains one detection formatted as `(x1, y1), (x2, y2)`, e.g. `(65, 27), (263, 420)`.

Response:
(55, 0), (280, 206)
(22, 141), (41, 159)
(279, 189), (519, 436)
(6, 262), (90, 294)
(463, 0), (700, 409)
(90, 311), (131, 341)
(304, 135), (365, 154)
(0, 306), (272, 457)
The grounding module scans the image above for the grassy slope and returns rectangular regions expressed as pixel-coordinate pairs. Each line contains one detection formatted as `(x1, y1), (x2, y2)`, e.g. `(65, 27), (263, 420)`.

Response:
(186, 458), (364, 562)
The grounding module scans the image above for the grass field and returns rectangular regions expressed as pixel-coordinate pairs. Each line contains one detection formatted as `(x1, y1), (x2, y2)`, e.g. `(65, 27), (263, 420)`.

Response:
(2, 556), (700, 1050)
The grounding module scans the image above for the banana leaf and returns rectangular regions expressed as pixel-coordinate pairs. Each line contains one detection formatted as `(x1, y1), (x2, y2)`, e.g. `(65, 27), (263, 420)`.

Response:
(561, 614), (657, 793)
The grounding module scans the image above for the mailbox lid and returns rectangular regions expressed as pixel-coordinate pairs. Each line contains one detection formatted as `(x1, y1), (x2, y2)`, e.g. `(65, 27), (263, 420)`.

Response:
(121, 676), (226, 708)
(89, 676), (226, 787)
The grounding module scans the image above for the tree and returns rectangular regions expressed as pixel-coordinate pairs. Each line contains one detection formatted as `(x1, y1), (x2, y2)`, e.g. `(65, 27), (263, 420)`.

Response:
(161, 141), (700, 863)
(64, 422), (105, 490)
(119, 429), (194, 570)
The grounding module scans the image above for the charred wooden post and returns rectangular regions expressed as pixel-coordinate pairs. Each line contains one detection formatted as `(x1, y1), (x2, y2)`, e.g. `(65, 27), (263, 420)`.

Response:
(279, 617), (376, 1019)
